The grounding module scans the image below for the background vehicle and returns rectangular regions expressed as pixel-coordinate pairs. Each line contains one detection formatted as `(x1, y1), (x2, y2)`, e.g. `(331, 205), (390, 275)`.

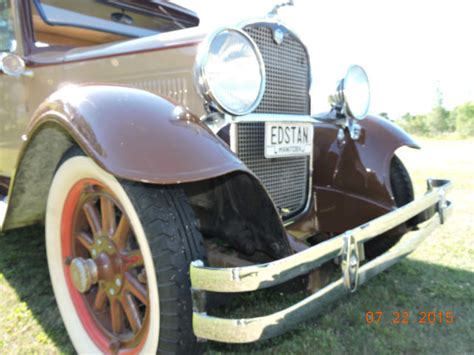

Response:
(0, 1), (452, 353)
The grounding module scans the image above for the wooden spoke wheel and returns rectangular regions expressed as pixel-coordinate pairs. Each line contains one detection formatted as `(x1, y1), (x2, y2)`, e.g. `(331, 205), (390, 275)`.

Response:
(46, 153), (206, 354)
(62, 179), (149, 352)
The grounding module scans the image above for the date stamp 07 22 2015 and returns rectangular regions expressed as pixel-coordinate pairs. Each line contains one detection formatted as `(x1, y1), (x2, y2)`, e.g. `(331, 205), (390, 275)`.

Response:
(365, 311), (455, 325)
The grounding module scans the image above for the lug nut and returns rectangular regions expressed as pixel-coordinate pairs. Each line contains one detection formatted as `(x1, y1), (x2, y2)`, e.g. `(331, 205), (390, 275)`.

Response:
(138, 270), (147, 284)
(109, 339), (120, 352)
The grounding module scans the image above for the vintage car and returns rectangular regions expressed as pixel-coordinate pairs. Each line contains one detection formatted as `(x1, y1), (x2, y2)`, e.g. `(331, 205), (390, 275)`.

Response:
(0, 0), (452, 354)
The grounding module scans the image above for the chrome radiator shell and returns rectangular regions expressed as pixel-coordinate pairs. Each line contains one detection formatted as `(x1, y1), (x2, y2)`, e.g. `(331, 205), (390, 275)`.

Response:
(232, 23), (311, 217)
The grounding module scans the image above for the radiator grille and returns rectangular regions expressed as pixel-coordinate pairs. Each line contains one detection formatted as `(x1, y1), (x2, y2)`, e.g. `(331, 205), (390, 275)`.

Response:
(245, 25), (310, 115)
(236, 123), (309, 215)
(234, 24), (310, 217)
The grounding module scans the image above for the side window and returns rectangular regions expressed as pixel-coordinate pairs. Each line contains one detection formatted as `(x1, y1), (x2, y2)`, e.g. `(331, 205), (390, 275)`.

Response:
(0, 0), (15, 52)
(30, 0), (199, 49)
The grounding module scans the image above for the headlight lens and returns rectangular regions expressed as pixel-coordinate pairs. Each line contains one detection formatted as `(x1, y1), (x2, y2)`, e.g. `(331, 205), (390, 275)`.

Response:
(195, 28), (265, 116)
(343, 65), (371, 120)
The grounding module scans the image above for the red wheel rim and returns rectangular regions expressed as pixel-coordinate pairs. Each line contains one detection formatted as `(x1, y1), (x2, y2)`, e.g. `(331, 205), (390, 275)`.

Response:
(61, 179), (150, 354)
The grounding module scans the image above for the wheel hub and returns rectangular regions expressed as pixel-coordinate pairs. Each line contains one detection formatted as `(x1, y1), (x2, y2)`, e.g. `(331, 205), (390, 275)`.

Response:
(71, 236), (125, 296)
(70, 257), (98, 293)
(95, 237), (124, 296)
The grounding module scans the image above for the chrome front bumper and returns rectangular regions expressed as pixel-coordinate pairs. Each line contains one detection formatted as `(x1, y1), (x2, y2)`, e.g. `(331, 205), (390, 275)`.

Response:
(190, 179), (452, 343)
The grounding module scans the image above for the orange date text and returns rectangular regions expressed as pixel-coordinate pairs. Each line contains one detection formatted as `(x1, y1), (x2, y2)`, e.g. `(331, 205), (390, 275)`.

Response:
(365, 311), (454, 325)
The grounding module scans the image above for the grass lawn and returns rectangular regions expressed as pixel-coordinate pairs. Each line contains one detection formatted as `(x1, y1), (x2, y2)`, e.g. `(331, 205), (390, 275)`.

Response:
(0, 139), (473, 354)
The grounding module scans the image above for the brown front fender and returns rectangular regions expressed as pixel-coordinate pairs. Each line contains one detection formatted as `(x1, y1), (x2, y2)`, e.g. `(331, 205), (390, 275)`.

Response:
(288, 115), (420, 237)
(29, 85), (246, 183)
(3, 85), (248, 229)
(331, 115), (419, 206)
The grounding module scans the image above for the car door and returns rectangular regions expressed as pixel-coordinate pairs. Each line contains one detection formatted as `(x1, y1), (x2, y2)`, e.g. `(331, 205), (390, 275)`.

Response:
(0, 0), (28, 179)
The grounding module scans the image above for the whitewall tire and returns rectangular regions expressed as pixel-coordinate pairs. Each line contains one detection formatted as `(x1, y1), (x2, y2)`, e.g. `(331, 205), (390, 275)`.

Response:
(46, 154), (205, 354)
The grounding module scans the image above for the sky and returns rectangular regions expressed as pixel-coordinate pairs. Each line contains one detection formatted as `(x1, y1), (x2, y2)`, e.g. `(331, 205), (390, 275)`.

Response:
(177, 0), (474, 118)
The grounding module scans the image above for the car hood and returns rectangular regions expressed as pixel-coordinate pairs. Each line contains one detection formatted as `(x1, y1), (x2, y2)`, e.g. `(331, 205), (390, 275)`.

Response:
(65, 25), (208, 63)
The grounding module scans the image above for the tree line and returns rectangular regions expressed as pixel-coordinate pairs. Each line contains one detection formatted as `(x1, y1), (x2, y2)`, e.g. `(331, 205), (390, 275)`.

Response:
(391, 100), (474, 137)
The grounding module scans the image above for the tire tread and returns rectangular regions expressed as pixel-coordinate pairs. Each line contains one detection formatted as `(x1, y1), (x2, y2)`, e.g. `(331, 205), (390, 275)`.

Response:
(122, 182), (205, 355)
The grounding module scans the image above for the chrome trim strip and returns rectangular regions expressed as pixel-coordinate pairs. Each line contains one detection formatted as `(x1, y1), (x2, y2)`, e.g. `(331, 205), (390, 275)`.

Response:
(229, 121), (238, 153)
(190, 179), (452, 293)
(232, 113), (317, 124)
(192, 202), (452, 343)
(204, 113), (318, 134)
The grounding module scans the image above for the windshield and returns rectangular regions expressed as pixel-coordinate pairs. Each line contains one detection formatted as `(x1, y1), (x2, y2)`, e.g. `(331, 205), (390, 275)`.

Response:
(33, 0), (200, 38)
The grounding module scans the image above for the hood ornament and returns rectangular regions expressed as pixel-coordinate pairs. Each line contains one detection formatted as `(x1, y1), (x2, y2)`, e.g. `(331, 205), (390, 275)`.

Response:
(268, 1), (294, 45)
(268, 0), (295, 17)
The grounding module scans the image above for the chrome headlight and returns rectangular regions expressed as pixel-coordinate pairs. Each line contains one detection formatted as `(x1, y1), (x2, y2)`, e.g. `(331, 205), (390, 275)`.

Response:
(195, 28), (265, 116)
(330, 65), (371, 120)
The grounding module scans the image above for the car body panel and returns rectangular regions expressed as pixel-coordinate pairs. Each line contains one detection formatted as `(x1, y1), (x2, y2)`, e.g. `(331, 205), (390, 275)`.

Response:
(1, 36), (419, 235)
(287, 116), (419, 238)
(1, 1), (209, 180)
(0, 0), (418, 237)
(1, 0), (413, 237)
(1, 85), (251, 231)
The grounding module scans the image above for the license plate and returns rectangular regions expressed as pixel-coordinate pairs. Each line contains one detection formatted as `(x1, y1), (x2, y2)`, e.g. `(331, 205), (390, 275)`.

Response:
(264, 122), (313, 158)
